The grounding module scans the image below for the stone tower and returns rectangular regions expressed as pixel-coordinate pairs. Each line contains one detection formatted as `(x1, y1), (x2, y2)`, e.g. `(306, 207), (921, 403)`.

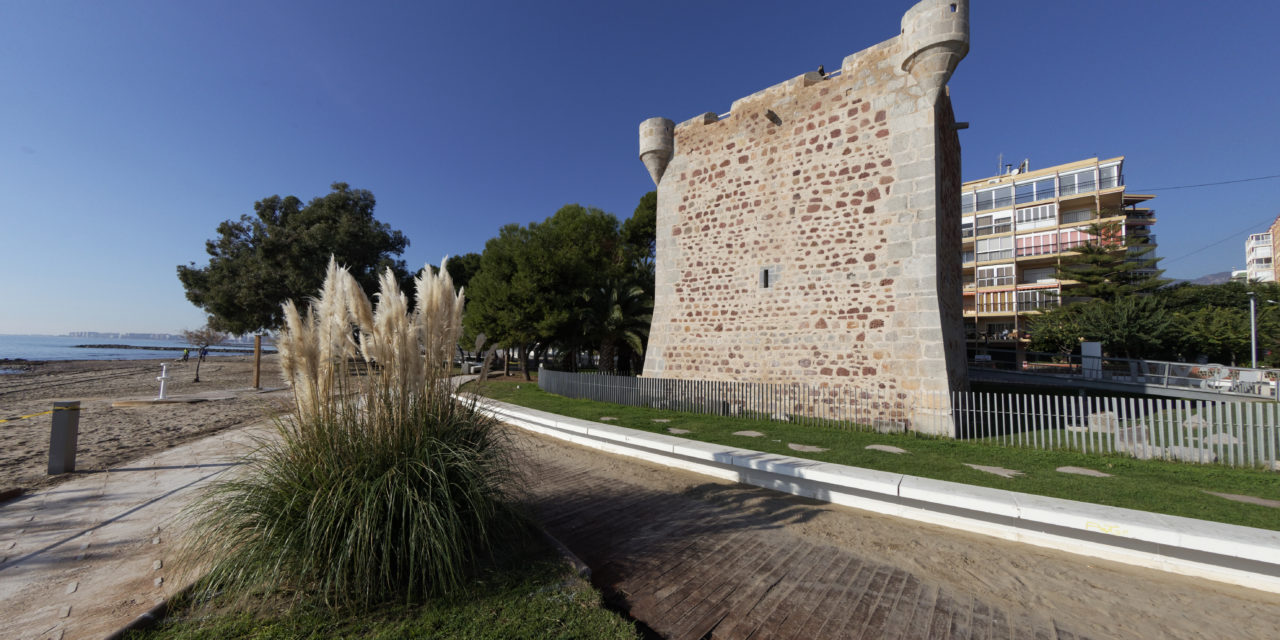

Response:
(637, 0), (969, 435)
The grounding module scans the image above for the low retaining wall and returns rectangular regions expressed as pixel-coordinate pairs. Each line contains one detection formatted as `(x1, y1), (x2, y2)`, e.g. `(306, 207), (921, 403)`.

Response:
(471, 397), (1280, 595)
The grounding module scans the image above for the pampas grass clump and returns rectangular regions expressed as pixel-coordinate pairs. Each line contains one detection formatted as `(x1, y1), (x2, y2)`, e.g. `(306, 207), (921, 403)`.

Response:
(184, 257), (520, 607)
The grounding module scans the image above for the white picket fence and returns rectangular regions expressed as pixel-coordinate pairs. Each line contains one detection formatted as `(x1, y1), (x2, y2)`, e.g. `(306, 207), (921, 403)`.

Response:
(537, 367), (1280, 469)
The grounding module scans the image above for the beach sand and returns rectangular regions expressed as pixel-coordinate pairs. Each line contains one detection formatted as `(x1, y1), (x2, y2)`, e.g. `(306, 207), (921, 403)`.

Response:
(0, 356), (288, 495)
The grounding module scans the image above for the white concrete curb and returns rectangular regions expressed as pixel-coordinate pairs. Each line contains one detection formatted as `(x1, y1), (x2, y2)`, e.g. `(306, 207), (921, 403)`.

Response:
(468, 396), (1280, 594)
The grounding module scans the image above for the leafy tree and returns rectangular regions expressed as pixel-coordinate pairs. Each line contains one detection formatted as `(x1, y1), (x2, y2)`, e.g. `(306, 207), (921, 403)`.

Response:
(182, 322), (227, 382)
(1055, 219), (1163, 303)
(466, 205), (624, 378)
(443, 252), (482, 293)
(1027, 305), (1085, 356)
(621, 190), (656, 265)
(1076, 296), (1171, 359)
(177, 183), (409, 334)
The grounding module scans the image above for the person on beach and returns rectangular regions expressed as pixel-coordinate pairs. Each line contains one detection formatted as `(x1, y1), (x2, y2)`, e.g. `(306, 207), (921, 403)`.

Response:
(182, 348), (190, 362)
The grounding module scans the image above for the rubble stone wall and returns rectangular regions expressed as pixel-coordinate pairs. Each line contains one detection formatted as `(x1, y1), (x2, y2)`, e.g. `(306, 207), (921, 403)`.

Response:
(640, 0), (969, 434)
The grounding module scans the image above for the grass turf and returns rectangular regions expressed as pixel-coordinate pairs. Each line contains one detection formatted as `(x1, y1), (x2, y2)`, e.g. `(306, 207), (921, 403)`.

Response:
(127, 534), (639, 640)
(467, 375), (1280, 531)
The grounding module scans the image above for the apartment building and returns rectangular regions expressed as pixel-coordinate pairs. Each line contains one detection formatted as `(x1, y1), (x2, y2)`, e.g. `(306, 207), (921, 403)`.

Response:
(961, 157), (1157, 359)
(1245, 232), (1275, 283)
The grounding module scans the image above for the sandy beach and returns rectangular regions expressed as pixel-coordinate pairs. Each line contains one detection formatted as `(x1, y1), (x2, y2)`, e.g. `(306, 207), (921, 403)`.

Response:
(0, 355), (289, 495)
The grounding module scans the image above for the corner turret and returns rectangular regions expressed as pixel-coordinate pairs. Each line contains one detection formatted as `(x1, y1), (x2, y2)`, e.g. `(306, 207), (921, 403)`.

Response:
(639, 117), (675, 186)
(899, 0), (969, 103)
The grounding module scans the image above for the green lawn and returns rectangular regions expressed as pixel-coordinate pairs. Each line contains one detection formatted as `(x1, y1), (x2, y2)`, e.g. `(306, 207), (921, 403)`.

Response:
(127, 534), (639, 640)
(466, 376), (1280, 531)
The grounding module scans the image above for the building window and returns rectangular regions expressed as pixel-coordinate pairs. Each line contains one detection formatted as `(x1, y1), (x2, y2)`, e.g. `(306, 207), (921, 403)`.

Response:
(962, 193), (976, 214)
(760, 266), (779, 288)
(977, 292), (1015, 315)
(1016, 231), (1059, 257)
(961, 216), (974, 238)
(1061, 208), (1094, 224)
(975, 211), (1012, 236)
(1015, 203), (1057, 230)
(1099, 164), (1122, 189)
(1034, 178), (1056, 201)
(1059, 169), (1097, 197)
(977, 264), (1014, 288)
(976, 236), (1014, 262)
(974, 185), (1014, 213)
(1016, 289), (1057, 311)
(961, 250), (975, 264)
(1021, 267), (1057, 284)
(1058, 226), (1097, 251)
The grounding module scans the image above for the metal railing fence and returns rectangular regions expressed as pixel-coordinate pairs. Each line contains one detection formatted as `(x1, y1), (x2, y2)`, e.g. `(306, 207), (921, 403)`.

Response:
(537, 367), (1279, 469)
(973, 349), (1280, 399)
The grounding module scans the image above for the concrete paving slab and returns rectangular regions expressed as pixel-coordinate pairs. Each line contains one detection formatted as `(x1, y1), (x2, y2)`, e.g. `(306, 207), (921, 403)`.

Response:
(865, 444), (908, 454)
(964, 463), (1024, 478)
(0, 420), (272, 640)
(1204, 491), (1280, 509)
(1057, 466), (1112, 478)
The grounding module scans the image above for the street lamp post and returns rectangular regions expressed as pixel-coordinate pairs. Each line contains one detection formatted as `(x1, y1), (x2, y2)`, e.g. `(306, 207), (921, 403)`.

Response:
(1249, 291), (1258, 369)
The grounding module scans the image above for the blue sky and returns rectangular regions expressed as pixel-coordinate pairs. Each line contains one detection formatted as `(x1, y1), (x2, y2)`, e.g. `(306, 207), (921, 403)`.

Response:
(3, 1), (1278, 335)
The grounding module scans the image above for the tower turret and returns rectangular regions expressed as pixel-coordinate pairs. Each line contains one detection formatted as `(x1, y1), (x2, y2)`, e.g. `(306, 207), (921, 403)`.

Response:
(638, 117), (675, 186)
(899, 0), (969, 103)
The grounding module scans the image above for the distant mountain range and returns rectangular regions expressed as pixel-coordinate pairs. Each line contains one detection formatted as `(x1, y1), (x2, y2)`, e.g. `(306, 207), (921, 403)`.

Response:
(1187, 271), (1233, 285)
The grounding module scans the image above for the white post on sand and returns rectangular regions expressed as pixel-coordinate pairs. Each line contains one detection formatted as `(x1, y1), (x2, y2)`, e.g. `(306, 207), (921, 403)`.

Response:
(48, 401), (81, 475)
(157, 363), (170, 400)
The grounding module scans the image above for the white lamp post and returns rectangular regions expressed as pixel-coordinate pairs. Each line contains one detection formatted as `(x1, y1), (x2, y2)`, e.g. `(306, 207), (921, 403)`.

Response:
(1249, 292), (1258, 369)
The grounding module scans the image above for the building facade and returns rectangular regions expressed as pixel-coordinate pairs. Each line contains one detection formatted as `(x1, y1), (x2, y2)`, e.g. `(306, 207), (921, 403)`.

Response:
(1245, 232), (1274, 283)
(639, 0), (970, 435)
(961, 157), (1157, 358)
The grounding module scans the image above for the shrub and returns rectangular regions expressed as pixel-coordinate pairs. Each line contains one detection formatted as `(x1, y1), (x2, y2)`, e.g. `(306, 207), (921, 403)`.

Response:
(182, 257), (522, 607)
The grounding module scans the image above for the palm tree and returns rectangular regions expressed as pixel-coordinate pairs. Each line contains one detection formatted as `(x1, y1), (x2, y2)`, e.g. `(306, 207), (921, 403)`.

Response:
(583, 276), (652, 375)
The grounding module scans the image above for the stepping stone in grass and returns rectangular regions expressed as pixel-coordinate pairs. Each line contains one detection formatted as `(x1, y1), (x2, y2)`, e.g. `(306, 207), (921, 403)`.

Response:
(788, 443), (828, 453)
(1056, 466), (1112, 478)
(599, 417), (618, 422)
(667, 428), (691, 435)
(733, 430), (765, 437)
(866, 444), (908, 455)
(1203, 491), (1280, 509)
(1204, 433), (1239, 445)
(652, 419), (672, 423)
(964, 463), (1024, 479)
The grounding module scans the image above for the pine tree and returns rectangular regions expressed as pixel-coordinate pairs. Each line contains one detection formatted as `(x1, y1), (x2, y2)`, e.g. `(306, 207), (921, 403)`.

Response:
(1055, 218), (1163, 304)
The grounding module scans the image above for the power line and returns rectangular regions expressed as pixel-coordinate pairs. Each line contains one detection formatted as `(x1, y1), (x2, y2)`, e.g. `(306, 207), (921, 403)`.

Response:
(1160, 218), (1273, 266)
(1133, 173), (1280, 192)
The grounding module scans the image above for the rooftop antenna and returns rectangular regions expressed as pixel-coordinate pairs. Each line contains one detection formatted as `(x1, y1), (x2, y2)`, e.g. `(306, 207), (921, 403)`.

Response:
(997, 153), (1003, 175)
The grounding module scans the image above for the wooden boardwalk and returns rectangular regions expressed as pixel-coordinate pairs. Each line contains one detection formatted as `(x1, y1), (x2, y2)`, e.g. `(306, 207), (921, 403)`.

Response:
(521, 447), (1085, 640)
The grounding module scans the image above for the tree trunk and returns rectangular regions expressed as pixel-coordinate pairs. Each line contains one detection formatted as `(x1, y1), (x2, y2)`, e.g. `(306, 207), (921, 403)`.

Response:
(521, 344), (532, 381)
(503, 348), (511, 377)
(599, 339), (617, 375)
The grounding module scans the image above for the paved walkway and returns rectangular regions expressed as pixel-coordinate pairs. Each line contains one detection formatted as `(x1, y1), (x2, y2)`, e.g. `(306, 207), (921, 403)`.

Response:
(516, 432), (1082, 640)
(0, 422), (268, 640)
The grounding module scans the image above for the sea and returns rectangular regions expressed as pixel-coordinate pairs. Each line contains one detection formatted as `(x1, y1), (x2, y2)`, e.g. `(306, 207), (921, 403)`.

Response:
(0, 334), (263, 365)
